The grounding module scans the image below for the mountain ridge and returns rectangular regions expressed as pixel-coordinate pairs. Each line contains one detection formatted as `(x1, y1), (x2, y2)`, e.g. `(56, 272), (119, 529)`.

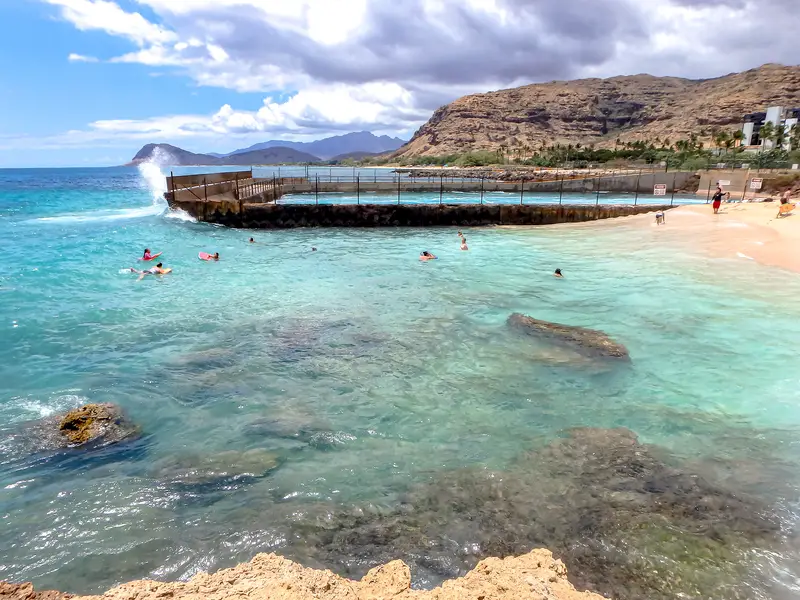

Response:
(394, 63), (800, 157)
(129, 131), (406, 165)
(226, 131), (405, 160)
(129, 143), (320, 166)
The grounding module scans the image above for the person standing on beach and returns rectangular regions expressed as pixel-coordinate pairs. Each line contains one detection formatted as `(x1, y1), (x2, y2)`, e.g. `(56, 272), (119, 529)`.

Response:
(712, 186), (724, 214)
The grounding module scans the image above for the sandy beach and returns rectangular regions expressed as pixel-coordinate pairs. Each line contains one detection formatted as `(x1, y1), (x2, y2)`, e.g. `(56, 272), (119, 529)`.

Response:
(627, 201), (800, 273)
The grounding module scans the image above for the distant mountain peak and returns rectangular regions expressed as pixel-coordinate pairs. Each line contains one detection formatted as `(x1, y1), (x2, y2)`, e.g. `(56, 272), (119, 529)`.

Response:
(128, 131), (407, 165)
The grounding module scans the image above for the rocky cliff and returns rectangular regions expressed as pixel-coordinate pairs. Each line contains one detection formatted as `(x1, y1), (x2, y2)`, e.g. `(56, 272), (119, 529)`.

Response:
(0, 550), (603, 600)
(396, 63), (800, 157)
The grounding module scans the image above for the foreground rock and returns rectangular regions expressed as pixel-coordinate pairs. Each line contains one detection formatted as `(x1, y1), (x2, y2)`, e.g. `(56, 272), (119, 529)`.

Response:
(57, 404), (139, 447)
(4, 404), (141, 459)
(508, 313), (629, 359)
(0, 582), (72, 599)
(2, 550), (602, 600)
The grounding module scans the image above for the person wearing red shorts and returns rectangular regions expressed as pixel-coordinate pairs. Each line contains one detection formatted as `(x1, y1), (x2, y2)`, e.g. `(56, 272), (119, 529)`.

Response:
(712, 186), (724, 214)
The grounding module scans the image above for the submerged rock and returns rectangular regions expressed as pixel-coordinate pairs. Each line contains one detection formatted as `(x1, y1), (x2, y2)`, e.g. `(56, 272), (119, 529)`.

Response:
(0, 549), (603, 600)
(282, 427), (779, 600)
(151, 448), (280, 485)
(508, 313), (630, 359)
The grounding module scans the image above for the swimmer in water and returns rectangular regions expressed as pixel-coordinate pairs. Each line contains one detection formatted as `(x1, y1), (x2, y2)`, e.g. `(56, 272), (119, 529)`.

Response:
(249, 238), (255, 243)
(206, 252), (220, 261)
(420, 251), (437, 261)
(312, 247), (317, 251)
(142, 248), (153, 260)
(554, 268), (563, 278)
(460, 237), (469, 251)
(130, 262), (169, 281)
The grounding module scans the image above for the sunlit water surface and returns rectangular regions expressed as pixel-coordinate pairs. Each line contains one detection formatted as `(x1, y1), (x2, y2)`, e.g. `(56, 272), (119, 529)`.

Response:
(1, 166), (799, 599)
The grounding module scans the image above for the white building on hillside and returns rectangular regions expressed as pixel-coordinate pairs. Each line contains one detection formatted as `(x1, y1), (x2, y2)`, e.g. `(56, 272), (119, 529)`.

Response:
(741, 106), (799, 150)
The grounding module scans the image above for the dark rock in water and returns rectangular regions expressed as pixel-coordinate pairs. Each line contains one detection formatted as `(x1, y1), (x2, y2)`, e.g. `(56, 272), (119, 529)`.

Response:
(282, 427), (779, 600)
(6, 404), (141, 458)
(57, 403), (139, 447)
(508, 313), (630, 359)
(151, 448), (280, 485)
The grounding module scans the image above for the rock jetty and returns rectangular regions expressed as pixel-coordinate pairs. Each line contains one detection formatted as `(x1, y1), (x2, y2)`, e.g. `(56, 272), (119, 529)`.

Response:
(0, 549), (603, 600)
(508, 313), (629, 359)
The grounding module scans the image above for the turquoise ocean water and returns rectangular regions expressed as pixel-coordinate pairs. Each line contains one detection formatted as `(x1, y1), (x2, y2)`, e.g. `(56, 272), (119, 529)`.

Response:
(1, 165), (799, 598)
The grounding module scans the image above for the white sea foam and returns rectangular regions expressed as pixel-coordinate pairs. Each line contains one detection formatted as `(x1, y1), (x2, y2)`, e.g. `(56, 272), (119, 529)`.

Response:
(164, 208), (198, 223)
(36, 157), (169, 224)
(737, 252), (755, 260)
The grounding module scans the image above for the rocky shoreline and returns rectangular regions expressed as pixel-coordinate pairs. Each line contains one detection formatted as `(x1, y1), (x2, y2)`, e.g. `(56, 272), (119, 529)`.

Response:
(0, 550), (602, 600)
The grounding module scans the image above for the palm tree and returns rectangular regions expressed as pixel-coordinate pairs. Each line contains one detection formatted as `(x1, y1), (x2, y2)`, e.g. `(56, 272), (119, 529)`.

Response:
(732, 130), (744, 147)
(758, 122), (775, 150)
(790, 124), (800, 151)
(715, 131), (731, 154)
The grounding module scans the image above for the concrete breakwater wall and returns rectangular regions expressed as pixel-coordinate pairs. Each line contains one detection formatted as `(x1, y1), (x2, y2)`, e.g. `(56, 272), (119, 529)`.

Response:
(170, 201), (671, 229)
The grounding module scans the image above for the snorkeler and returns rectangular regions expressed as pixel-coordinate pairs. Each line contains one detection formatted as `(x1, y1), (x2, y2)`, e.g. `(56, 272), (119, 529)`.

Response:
(420, 251), (437, 261)
(554, 268), (563, 278)
(130, 262), (171, 281)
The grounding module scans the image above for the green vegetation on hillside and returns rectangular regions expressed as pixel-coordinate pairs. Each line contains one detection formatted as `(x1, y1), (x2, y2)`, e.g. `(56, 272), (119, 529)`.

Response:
(346, 126), (800, 170)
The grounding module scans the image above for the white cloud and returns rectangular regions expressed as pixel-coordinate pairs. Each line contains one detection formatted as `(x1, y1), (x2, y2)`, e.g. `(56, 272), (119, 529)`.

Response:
(45, 0), (176, 45)
(30, 0), (800, 153)
(67, 52), (98, 62)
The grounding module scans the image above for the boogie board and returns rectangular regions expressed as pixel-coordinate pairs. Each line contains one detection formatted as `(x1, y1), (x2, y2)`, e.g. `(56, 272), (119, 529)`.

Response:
(140, 252), (162, 261)
(159, 268), (172, 275)
(198, 252), (214, 261)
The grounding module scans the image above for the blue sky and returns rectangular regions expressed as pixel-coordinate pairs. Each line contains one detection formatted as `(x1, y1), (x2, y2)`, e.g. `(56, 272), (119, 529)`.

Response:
(1, 0), (796, 168)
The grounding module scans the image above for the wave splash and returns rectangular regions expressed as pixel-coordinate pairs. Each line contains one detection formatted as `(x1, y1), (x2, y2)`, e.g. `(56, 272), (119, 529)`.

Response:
(36, 155), (174, 224)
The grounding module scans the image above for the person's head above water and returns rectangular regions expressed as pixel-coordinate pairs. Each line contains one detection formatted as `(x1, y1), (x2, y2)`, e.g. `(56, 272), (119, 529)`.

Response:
(555, 268), (563, 276)
(213, 252), (220, 259)
(421, 251), (431, 257)
(156, 262), (163, 268)
(143, 248), (150, 255)
(249, 238), (254, 243)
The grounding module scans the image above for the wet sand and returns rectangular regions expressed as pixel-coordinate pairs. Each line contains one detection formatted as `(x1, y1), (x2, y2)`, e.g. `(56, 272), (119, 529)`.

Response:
(591, 202), (800, 273)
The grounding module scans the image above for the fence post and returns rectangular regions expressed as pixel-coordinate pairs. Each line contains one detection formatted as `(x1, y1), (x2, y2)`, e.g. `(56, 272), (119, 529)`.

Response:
(374, 169), (377, 184)
(169, 170), (174, 201)
(741, 178), (749, 203)
(480, 177), (485, 204)
(439, 175), (443, 205)
(315, 175), (319, 205)
(705, 179), (712, 204)
(203, 177), (207, 202)
(559, 173), (564, 205)
(670, 172), (676, 206)
(595, 175), (601, 206)
(634, 169), (641, 205)
(357, 175), (360, 205)
(397, 173), (401, 204)
(520, 179), (524, 205)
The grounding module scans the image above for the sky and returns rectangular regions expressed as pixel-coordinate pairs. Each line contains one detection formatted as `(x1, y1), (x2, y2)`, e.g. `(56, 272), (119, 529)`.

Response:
(0, 0), (798, 168)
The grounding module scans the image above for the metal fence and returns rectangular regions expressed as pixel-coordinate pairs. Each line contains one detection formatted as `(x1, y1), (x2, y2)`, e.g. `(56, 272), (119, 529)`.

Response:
(259, 172), (689, 207)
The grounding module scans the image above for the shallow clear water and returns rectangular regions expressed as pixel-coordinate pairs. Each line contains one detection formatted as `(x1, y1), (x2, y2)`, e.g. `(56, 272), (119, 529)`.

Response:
(1, 166), (799, 598)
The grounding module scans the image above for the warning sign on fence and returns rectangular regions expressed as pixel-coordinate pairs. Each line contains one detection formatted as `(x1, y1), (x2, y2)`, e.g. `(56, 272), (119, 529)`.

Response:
(718, 180), (731, 186)
(653, 184), (667, 196)
(750, 178), (763, 190)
